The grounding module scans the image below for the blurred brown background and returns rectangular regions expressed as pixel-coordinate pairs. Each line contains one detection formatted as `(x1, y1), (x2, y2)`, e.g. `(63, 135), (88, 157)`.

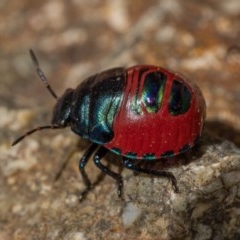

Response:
(0, 1), (240, 239)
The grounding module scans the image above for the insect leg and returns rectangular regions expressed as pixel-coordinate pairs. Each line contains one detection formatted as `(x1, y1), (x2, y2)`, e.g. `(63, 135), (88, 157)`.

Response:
(122, 157), (179, 193)
(93, 147), (123, 198)
(79, 143), (99, 198)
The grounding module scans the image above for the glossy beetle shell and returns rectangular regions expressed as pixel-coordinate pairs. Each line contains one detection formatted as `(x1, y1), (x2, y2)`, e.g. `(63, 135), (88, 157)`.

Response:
(106, 65), (206, 159)
(67, 65), (206, 160)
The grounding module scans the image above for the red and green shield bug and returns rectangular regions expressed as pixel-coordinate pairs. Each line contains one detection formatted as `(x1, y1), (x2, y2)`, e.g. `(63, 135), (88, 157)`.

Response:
(12, 50), (206, 198)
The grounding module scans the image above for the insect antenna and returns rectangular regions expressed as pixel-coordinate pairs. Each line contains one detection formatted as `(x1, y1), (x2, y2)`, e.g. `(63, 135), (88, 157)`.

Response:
(12, 125), (61, 146)
(29, 49), (58, 100)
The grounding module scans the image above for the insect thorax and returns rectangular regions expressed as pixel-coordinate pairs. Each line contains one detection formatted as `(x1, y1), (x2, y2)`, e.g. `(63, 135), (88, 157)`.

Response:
(70, 68), (126, 144)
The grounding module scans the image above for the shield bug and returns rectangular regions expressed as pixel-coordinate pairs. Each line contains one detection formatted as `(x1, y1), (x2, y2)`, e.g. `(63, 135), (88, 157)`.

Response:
(12, 50), (206, 198)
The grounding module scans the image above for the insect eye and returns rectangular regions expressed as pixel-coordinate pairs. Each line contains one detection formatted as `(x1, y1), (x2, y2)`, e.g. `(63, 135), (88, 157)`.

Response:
(169, 80), (192, 115)
(142, 71), (166, 113)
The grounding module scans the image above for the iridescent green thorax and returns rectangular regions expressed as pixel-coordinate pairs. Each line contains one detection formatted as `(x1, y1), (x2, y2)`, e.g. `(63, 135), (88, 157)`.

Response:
(70, 68), (125, 144)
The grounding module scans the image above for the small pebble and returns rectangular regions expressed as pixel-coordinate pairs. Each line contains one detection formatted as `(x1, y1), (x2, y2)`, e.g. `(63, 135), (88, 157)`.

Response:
(122, 202), (141, 227)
